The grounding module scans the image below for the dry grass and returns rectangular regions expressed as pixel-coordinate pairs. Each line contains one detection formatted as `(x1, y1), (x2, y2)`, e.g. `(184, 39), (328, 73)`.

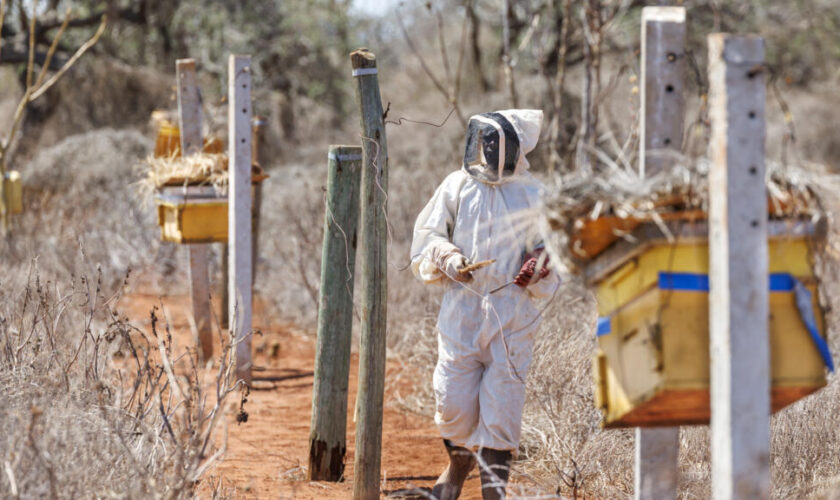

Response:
(0, 259), (240, 498)
(0, 128), (242, 498)
(138, 152), (230, 198)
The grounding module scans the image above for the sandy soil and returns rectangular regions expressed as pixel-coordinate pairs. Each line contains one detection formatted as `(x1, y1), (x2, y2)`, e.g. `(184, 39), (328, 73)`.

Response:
(118, 291), (484, 499)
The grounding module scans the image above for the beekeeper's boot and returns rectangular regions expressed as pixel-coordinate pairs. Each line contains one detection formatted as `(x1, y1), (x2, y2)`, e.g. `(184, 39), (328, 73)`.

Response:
(478, 448), (512, 500)
(431, 439), (476, 500)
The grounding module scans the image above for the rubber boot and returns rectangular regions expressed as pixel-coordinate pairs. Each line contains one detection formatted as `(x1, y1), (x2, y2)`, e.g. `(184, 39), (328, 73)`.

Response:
(431, 439), (476, 500)
(478, 448), (512, 500)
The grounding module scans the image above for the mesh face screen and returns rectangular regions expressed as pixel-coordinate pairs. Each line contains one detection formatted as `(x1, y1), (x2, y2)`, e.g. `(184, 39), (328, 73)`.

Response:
(462, 113), (520, 183)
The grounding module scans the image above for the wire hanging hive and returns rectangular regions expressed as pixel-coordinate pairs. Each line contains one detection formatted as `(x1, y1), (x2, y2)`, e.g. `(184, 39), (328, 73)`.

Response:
(148, 116), (267, 244)
(570, 203), (832, 428)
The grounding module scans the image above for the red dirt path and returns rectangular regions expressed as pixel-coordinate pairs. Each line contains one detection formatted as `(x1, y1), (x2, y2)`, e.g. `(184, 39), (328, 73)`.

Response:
(118, 291), (483, 499)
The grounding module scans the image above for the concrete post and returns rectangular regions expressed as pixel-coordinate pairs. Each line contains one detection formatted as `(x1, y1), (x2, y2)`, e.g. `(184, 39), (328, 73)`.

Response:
(708, 33), (770, 500)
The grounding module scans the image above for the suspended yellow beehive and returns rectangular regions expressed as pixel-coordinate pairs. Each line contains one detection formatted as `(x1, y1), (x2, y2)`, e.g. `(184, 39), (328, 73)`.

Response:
(149, 118), (267, 245)
(3, 170), (23, 214)
(156, 190), (228, 244)
(153, 120), (224, 159)
(589, 220), (831, 428)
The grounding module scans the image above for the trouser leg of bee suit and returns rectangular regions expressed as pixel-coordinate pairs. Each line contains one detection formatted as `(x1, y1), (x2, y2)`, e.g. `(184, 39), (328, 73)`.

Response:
(432, 439), (476, 500)
(478, 448), (512, 500)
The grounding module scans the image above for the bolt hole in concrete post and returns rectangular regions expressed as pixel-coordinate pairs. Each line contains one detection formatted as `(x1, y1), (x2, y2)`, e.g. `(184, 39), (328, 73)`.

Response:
(667, 52), (677, 62)
(665, 84), (674, 92)
(750, 166), (758, 175)
(664, 138), (671, 146)
(749, 111), (757, 119)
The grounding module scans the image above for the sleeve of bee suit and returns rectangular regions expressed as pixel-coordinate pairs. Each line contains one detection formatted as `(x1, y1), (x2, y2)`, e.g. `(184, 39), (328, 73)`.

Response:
(410, 171), (469, 284)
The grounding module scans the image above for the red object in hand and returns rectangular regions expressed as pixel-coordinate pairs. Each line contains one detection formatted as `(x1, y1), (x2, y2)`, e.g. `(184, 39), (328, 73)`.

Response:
(514, 249), (550, 287)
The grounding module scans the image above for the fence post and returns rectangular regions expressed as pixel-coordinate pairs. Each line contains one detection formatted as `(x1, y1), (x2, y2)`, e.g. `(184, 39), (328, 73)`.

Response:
(635, 428), (680, 500)
(708, 34), (769, 500)
(176, 58), (214, 363)
(221, 116), (265, 331)
(228, 54), (254, 385)
(350, 48), (389, 500)
(308, 145), (363, 481)
(639, 6), (686, 178)
(634, 7), (685, 499)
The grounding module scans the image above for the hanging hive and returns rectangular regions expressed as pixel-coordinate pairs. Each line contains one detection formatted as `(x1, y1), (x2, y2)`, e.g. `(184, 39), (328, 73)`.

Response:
(149, 118), (267, 244)
(3, 171), (23, 214)
(583, 216), (831, 428)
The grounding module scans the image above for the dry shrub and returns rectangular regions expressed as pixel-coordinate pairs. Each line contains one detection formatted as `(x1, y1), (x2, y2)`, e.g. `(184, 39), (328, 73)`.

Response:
(0, 259), (239, 498)
(23, 58), (173, 153)
(6, 128), (181, 291)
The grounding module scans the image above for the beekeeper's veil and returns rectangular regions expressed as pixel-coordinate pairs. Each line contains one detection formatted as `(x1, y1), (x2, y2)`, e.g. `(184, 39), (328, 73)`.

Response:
(462, 109), (543, 184)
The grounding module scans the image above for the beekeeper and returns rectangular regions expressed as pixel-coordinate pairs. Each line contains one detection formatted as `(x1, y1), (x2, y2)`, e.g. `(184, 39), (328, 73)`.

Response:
(410, 109), (560, 500)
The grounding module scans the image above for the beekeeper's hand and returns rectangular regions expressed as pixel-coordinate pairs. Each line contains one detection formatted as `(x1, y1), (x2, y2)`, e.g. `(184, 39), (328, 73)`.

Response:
(443, 253), (474, 283)
(514, 249), (550, 287)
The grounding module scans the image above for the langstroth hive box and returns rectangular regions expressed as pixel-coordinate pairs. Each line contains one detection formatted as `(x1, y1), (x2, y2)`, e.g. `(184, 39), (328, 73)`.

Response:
(585, 219), (830, 428)
(156, 189), (228, 244)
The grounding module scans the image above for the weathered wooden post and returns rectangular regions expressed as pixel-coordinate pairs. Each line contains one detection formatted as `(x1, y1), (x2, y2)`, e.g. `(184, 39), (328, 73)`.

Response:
(350, 48), (389, 500)
(308, 145), (363, 481)
(708, 34), (769, 499)
(176, 59), (214, 363)
(634, 7), (685, 500)
(228, 54), (254, 384)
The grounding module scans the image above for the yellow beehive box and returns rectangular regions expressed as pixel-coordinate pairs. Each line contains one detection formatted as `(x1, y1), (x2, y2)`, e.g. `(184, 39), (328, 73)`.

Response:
(156, 191), (227, 244)
(3, 170), (23, 214)
(592, 225), (831, 428)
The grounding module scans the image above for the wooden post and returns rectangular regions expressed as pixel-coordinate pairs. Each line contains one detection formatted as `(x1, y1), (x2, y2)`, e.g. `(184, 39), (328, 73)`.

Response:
(708, 34), (769, 500)
(639, 6), (686, 178)
(634, 8), (685, 499)
(176, 59), (214, 363)
(350, 48), (389, 500)
(308, 145), (363, 481)
(228, 55), (254, 384)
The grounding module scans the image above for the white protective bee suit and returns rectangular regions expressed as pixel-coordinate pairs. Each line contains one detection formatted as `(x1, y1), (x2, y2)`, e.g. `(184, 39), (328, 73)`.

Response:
(410, 109), (560, 451)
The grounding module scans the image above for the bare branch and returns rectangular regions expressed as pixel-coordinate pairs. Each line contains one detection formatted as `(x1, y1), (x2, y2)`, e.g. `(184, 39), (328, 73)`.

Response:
(0, 0), (7, 65)
(25, 2), (34, 90)
(396, 8), (466, 126)
(30, 15), (106, 101)
(33, 7), (71, 92)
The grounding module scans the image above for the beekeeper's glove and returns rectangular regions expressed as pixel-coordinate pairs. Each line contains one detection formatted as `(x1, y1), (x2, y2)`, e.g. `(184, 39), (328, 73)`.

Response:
(514, 248), (550, 287)
(443, 253), (474, 283)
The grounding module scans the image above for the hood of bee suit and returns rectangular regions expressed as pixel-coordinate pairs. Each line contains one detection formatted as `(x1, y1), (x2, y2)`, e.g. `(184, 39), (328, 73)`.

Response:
(462, 109), (544, 184)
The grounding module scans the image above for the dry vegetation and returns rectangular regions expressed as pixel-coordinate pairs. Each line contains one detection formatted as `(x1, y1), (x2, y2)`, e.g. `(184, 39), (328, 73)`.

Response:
(2, 0), (840, 498)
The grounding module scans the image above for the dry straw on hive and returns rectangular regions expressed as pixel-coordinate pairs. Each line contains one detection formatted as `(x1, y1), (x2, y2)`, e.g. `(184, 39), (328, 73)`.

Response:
(136, 152), (229, 201)
(540, 154), (840, 272)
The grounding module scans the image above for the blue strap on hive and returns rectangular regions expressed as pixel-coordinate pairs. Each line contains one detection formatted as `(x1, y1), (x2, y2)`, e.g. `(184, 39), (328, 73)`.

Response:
(596, 317), (611, 337)
(657, 272), (797, 292)
(792, 278), (835, 373)
(596, 272), (835, 372)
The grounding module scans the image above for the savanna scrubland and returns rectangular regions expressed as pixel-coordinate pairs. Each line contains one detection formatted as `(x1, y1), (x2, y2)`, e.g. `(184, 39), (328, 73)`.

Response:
(2, 0), (840, 498)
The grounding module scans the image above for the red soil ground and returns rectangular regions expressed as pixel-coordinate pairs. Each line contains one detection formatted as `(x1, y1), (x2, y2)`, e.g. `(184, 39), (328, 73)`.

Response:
(118, 291), (484, 499)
